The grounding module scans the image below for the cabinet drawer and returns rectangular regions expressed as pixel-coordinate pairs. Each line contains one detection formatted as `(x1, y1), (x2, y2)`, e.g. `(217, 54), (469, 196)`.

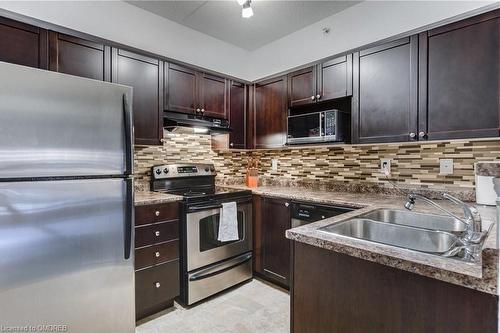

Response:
(135, 220), (179, 248)
(135, 240), (179, 270)
(135, 260), (180, 320)
(135, 202), (179, 226)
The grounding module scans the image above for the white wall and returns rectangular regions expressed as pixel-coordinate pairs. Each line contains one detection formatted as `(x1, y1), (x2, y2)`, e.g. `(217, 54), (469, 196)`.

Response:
(247, 1), (497, 81)
(0, 1), (496, 81)
(0, 0), (250, 79)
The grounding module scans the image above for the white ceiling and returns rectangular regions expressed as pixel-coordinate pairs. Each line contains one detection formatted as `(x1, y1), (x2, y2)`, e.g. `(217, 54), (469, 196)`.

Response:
(126, 0), (361, 51)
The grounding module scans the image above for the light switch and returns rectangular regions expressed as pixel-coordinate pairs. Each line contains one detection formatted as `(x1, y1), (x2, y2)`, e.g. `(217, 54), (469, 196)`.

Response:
(440, 159), (454, 175)
(271, 159), (278, 171)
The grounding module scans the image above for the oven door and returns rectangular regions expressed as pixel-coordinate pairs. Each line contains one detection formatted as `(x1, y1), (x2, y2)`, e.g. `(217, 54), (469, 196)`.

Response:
(186, 200), (252, 271)
(287, 111), (323, 144)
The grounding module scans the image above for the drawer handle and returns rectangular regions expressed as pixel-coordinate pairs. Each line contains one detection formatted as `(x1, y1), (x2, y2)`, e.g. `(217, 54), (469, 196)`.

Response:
(155, 231), (160, 237)
(155, 252), (160, 258)
(155, 211), (160, 217)
(155, 282), (161, 288)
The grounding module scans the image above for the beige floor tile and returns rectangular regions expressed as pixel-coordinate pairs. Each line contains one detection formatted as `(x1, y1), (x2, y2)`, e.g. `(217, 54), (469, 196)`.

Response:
(136, 279), (289, 333)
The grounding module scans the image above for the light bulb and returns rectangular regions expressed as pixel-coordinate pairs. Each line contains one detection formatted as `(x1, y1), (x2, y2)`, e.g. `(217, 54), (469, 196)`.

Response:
(236, 0), (246, 5)
(242, 4), (253, 18)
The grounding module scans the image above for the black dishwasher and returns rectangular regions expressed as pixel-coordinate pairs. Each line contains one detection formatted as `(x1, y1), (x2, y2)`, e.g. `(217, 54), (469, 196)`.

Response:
(291, 202), (355, 228)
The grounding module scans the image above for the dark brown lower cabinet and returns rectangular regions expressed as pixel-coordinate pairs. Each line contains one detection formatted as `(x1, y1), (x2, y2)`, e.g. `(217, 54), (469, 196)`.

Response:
(134, 202), (180, 321)
(135, 260), (180, 320)
(253, 195), (291, 288)
(292, 241), (498, 333)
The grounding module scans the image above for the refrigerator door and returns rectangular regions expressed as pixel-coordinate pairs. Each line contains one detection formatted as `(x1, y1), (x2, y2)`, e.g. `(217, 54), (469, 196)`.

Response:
(0, 178), (135, 333)
(0, 62), (133, 178)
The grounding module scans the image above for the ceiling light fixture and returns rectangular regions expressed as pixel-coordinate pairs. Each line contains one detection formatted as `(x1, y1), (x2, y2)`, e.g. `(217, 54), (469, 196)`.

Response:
(236, 0), (246, 5)
(241, 0), (253, 19)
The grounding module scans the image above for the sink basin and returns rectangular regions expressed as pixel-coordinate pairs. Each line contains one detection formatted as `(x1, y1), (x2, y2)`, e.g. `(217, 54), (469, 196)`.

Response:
(319, 218), (459, 254)
(357, 208), (466, 232)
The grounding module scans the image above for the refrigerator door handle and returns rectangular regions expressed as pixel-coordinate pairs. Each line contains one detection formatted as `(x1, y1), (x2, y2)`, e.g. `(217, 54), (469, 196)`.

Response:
(124, 178), (134, 260)
(123, 93), (133, 175)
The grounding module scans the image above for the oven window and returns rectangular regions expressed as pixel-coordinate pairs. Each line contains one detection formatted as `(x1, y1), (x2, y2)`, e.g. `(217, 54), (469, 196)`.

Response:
(199, 211), (245, 252)
(288, 113), (321, 139)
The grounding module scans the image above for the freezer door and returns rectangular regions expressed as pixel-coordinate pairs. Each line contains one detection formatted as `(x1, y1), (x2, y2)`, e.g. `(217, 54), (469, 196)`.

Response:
(0, 62), (133, 178)
(0, 178), (135, 333)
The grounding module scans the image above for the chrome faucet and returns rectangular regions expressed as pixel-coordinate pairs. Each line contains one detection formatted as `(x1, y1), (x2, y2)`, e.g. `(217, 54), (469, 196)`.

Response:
(405, 192), (482, 242)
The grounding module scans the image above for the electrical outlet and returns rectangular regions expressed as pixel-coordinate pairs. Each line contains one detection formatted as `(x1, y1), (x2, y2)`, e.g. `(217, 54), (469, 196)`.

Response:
(271, 159), (278, 171)
(380, 159), (391, 175)
(440, 159), (454, 175)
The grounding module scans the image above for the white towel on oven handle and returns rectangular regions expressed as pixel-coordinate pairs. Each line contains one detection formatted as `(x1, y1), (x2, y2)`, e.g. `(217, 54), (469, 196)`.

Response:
(218, 202), (239, 242)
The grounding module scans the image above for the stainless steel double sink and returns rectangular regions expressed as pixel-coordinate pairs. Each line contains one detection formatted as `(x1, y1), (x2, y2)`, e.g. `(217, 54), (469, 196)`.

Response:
(319, 208), (469, 256)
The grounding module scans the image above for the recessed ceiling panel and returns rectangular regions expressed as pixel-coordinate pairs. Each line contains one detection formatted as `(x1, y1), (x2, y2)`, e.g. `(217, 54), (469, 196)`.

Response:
(126, 1), (361, 50)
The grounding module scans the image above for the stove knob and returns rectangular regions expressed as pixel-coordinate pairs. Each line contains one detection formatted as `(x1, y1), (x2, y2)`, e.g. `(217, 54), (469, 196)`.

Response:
(210, 168), (215, 172)
(155, 169), (161, 175)
(205, 168), (209, 172)
(163, 168), (169, 174)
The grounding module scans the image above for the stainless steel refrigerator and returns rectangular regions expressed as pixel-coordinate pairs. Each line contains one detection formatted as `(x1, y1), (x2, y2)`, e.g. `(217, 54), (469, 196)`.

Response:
(0, 62), (135, 333)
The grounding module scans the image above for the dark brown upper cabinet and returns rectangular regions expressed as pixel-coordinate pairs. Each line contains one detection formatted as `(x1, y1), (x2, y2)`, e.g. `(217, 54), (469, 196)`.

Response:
(253, 76), (287, 149)
(228, 80), (246, 149)
(49, 32), (111, 81)
(0, 17), (47, 69)
(112, 49), (163, 145)
(287, 66), (317, 107)
(418, 10), (499, 141)
(199, 73), (227, 118)
(164, 63), (197, 114)
(164, 63), (227, 118)
(259, 196), (291, 288)
(318, 54), (353, 101)
(287, 55), (353, 107)
(352, 36), (418, 144)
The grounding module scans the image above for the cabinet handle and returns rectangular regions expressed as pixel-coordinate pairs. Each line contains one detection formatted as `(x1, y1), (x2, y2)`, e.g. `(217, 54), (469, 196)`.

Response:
(419, 131), (427, 139)
(154, 231), (160, 237)
(316, 94), (321, 100)
(155, 251), (160, 258)
(285, 202), (289, 207)
(230, 143), (234, 147)
(409, 132), (416, 139)
(155, 282), (161, 288)
(310, 96), (315, 100)
(155, 210), (160, 217)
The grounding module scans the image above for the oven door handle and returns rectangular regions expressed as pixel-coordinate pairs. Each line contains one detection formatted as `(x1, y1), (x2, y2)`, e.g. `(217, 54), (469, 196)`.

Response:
(188, 198), (252, 212)
(189, 252), (252, 282)
(189, 204), (223, 212)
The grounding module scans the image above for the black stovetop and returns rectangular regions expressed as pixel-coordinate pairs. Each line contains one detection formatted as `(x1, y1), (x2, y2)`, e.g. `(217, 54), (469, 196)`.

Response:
(154, 186), (252, 204)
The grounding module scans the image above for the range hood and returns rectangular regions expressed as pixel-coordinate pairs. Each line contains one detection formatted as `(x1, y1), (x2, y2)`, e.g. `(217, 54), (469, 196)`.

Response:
(164, 111), (232, 134)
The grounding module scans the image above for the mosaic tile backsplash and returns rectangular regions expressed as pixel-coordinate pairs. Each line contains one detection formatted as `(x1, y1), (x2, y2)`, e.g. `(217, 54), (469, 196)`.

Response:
(134, 131), (500, 200)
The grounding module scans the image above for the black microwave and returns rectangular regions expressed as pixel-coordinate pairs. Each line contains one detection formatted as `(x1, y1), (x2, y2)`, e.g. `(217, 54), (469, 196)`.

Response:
(287, 109), (348, 144)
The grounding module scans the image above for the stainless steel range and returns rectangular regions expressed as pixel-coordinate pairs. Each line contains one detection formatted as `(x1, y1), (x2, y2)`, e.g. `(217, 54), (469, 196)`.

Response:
(151, 163), (253, 305)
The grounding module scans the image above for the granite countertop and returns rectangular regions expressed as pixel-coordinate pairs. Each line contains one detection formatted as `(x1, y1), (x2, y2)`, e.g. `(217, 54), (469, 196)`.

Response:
(220, 184), (498, 295)
(134, 191), (183, 206)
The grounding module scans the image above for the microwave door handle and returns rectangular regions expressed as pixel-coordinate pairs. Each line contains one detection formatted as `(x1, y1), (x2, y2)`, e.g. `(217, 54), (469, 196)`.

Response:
(320, 112), (325, 137)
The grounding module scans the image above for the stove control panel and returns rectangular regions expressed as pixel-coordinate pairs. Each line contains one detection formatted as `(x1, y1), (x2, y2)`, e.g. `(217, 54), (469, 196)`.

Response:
(152, 163), (216, 179)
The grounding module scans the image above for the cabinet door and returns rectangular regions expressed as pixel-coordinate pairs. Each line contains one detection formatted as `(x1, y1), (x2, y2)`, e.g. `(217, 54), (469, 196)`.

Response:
(48, 32), (110, 81)
(418, 10), (499, 140)
(112, 49), (163, 145)
(0, 17), (47, 69)
(199, 73), (227, 118)
(253, 77), (287, 148)
(287, 66), (317, 107)
(229, 81), (246, 149)
(352, 36), (418, 143)
(164, 63), (198, 114)
(317, 54), (353, 101)
(261, 197), (291, 287)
